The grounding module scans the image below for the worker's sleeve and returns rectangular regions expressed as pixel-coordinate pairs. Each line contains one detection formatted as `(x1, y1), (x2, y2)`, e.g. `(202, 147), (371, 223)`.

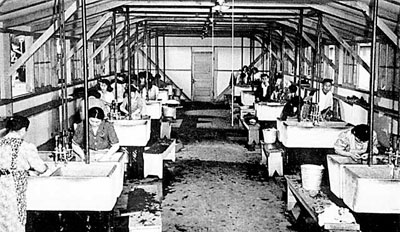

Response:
(373, 131), (379, 154)
(334, 131), (350, 152)
(23, 143), (47, 172)
(72, 123), (84, 146)
(328, 92), (334, 109)
(106, 122), (119, 145)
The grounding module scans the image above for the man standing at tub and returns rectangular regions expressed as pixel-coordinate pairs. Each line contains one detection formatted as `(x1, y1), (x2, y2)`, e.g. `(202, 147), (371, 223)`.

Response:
(319, 78), (334, 120)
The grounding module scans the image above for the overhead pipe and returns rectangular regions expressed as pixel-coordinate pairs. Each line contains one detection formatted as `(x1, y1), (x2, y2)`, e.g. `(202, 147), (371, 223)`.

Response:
(368, 0), (379, 166)
(163, 33), (166, 82)
(145, 22), (149, 98)
(112, 12), (118, 101)
(61, 0), (68, 139)
(241, 36), (243, 69)
(132, 25), (136, 85)
(81, 0), (90, 164)
(280, 30), (285, 73)
(296, 9), (303, 121)
(231, 0), (235, 127)
(148, 28), (152, 73)
(126, 8), (132, 119)
(316, 13), (323, 104)
(136, 23), (140, 83)
(57, 0), (68, 145)
(267, 29), (272, 75)
(155, 29), (160, 86)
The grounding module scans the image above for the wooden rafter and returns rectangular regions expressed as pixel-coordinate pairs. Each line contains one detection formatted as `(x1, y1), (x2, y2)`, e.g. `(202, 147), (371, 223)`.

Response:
(356, 1), (400, 49)
(275, 30), (312, 66)
(254, 35), (281, 63)
(67, 12), (113, 61)
(89, 23), (125, 63)
(138, 48), (191, 100)
(7, 1), (78, 77)
(322, 19), (370, 73)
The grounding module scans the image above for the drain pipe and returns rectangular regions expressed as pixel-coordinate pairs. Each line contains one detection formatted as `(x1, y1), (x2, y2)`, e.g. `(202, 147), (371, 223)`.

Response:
(81, 0), (90, 164)
(368, 0), (379, 166)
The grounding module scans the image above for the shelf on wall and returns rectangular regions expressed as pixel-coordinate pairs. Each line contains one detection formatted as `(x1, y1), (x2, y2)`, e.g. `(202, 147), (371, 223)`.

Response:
(334, 94), (399, 119)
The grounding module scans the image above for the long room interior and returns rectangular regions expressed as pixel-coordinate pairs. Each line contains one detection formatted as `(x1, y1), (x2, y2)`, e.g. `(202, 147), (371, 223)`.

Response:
(1, 0), (400, 231)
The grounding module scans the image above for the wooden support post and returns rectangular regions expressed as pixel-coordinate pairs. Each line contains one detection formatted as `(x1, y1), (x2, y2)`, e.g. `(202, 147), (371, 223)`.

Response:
(0, 29), (12, 116)
(25, 35), (35, 93)
(88, 42), (94, 79)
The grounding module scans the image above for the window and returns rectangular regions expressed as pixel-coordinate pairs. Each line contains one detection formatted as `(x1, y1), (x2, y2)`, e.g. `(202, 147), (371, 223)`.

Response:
(10, 34), (29, 96)
(377, 42), (398, 93)
(341, 44), (358, 87)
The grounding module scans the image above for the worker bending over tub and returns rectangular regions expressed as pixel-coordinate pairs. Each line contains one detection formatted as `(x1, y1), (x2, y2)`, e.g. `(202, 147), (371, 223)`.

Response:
(72, 107), (120, 162)
(120, 85), (145, 119)
(334, 124), (378, 161)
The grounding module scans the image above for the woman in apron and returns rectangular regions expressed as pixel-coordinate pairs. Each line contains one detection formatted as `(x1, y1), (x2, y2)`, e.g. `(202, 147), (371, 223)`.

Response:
(0, 115), (47, 231)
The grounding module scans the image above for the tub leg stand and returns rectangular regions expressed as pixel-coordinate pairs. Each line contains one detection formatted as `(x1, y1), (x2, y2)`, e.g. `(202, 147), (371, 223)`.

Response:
(58, 212), (65, 232)
(136, 147), (144, 179)
(86, 215), (92, 232)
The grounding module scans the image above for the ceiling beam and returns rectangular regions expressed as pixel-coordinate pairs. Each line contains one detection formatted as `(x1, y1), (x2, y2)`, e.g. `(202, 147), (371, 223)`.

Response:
(322, 19), (370, 73)
(7, 1), (78, 77)
(67, 12), (113, 61)
(89, 24), (124, 62)
(356, 1), (400, 49)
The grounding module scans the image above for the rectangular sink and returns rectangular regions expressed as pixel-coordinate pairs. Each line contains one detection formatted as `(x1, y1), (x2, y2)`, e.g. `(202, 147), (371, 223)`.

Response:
(110, 119), (151, 146)
(50, 164), (116, 177)
(327, 155), (358, 199)
(255, 102), (284, 121)
(277, 119), (351, 148)
(38, 151), (126, 199)
(145, 100), (162, 119)
(27, 162), (122, 211)
(283, 121), (348, 128)
(342, 165), (400, 213)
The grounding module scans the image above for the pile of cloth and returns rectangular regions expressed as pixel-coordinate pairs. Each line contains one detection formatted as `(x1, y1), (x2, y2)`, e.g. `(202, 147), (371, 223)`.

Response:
(318, 204), (357, 227)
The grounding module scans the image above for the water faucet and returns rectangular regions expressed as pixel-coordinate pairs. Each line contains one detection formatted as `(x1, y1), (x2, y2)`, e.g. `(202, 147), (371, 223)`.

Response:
(388, 149), (400, 178)
(52, 134), (72, 165)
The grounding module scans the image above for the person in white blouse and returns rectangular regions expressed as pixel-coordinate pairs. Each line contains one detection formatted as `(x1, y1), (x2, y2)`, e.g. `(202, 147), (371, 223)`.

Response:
(319, 78), (333, 119)
(98, 79), (114, 105)
(147, 77), (159, 100)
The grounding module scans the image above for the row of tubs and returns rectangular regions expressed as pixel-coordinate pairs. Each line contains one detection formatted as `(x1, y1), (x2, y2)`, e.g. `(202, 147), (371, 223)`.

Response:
(27, 102), (160, 212)
(255, 102), (400, 215)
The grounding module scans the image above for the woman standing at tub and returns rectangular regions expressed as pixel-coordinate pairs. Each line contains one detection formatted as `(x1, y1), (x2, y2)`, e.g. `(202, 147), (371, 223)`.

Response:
(0, 115), (47, 232)
(120, 85), (145, 119)
(98, 79), (114, 105)
(334, 124), (379, 161)
(72, 107), (120, 162)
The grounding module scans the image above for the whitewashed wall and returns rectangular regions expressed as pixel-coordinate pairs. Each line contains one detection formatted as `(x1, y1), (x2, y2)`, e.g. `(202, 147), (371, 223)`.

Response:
(136, 36), (264, 99)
